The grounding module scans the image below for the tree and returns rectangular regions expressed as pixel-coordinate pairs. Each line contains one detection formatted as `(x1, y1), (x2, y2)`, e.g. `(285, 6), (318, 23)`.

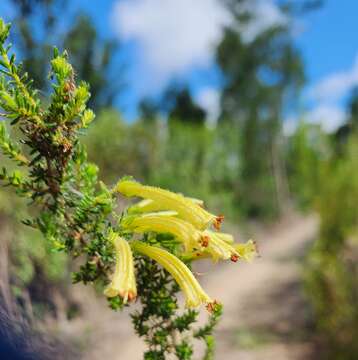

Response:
(138, 98), (160, 123)
(334, 87), (358, 153)
(348, 87), (358, 127)
(216, 1), (305, 217)
(286, 122), (327, 208)
(162, 85), (206, 125)
(8, 0), (67, 89)
(64, 14), (121, 109)
(7, 1), (121, 108)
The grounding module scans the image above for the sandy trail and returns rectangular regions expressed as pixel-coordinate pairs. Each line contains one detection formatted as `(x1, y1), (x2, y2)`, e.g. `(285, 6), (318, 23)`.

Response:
(63, 215), (318, 359)
(206, 215), (319, 360)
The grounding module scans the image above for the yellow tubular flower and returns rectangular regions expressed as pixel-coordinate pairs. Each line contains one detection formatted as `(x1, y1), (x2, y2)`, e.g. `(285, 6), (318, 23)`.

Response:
(206, 230), (234, 244)
(185, 238), (257, 263)
(233, 240), (257, 262)
(116, 180), (222, 230)
(104, 235), (137, 303)
(132, 241), (213, 308)
(187, 197), (204, 207)
(128, 197), (204, 214)
(122, 212), (203, 251)
(202, 231), (240, 262)
(127, 199), (159, 214)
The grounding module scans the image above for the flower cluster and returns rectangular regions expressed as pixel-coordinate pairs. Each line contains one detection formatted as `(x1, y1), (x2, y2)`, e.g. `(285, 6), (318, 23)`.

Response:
(104, 179), (257, 310)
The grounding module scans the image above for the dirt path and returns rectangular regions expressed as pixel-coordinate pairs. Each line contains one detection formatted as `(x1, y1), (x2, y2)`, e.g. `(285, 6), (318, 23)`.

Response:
(204, 214), (319, 360)
(63, 215), (319, 359)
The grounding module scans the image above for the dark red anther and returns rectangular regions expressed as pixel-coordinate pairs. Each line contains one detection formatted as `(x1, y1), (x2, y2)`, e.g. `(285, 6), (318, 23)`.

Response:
(214, 214), (224, 230)
(230, 254), (239, 262)
(127, 291), (137, 302)
(206, 300), (219, 313)
(200, 235), (210, 247)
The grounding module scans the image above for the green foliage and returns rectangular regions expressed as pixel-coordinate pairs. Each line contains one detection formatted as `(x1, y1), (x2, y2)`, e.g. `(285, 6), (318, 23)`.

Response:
(216, 1), (305, 217)
(7, 0), (67, 90)
(83, 109), (158, 184)
(132, 255), (222, 359)
(0, 19), (222, 358)
(194, 301), (223, 360)
(151, 121), (212, 197)
(8, 1), (120, 108)
(304, 134), (358, 359)
(64, 14), (120, 109)
(85, 112), (240, 219)
(286, 121), (328, 209)
(132, 257), (195, 359)
(165, 86), (206, 125)
(11, 226), (68, 286)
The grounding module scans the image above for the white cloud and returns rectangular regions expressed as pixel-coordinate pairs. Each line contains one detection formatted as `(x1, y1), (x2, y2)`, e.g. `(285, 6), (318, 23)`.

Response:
(112, 0), (231, 86)
(195, 87), (220, 126)
(284, 104), (347, 135)
(306, 104), (346, 132)
(112, 0), (287, 95)
(308, 54), (358, 103)
(303, 53), (358, 133)
(240, 0), (288, 42)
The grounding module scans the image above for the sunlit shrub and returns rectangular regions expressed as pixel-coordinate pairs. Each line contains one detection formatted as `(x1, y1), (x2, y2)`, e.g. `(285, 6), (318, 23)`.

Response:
(305, 135), (358, 359)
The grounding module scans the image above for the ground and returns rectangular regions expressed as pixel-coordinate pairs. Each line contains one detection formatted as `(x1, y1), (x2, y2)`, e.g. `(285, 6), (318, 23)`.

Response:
(58, 214), (319, 359)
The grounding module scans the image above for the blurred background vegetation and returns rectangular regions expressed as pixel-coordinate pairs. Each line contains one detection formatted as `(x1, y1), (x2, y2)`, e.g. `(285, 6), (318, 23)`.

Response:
(0, 0), (357, 359)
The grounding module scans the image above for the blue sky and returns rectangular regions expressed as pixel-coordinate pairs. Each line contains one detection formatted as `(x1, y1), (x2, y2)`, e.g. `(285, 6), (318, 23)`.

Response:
(1, 0), (357, 131)
(297, 1), (358, 86)
(294, 0), (358, 131)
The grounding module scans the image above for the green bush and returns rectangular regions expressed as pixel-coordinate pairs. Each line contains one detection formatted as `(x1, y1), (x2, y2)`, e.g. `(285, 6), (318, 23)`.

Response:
(85, 113), (242, 220)
(286, 122), (328, 209)
(0, 123), (69, 316)
(305, 134), (358, 359)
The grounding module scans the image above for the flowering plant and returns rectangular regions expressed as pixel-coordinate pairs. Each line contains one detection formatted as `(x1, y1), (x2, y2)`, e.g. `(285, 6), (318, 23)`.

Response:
(0, 19), (256, 359)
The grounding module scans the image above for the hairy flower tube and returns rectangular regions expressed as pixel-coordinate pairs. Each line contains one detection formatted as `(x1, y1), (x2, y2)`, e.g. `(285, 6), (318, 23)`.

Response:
(132, 241), (213, 309)
(121, 212), (204, 252)
(206, 230), (234, 244)
(234, 240), (257, 261)
(183, 236), (257, 263)
(104, 234), (137, 303)
(116, 179), (223, 230)
(128, 197), (204, 214)
(202, 230), (240, 262)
